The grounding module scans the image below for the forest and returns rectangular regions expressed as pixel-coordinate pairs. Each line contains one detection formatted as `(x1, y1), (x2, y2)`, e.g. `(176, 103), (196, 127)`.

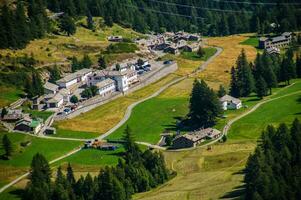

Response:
(22, 126), (171, 200)
(1, 0), (301, 49)
(245, 119), (301, 200)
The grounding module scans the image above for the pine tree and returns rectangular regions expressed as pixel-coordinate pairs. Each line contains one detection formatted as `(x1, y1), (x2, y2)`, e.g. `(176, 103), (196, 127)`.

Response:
(15, 0), (31, 48)
(66, 163), (75, 185)
(217, 85), (226, 98)
(188, 79), (222, 128)
(236, 50), (255, 97)
(296, 55), (301, 78)
(1, 107), (8, 118)
(71, 56), (80, 72)
(60, 15), (76, 36)
(230, 67), (240, 98)
(2, 134), (13, 158)
(256, 76), (268, 99)
(87, 11), (94, 30)
(98, 56), (107, 69)
(81, 54), (92, 69)
(49, 65), (61, 83)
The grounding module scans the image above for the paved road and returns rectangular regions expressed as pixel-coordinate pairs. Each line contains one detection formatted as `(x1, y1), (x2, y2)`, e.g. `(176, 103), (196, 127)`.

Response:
(0, 47), (223, 193)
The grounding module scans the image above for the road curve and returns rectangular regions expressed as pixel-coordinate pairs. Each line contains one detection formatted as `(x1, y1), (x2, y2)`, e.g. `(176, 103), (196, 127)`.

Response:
(0, 47), (223, 194)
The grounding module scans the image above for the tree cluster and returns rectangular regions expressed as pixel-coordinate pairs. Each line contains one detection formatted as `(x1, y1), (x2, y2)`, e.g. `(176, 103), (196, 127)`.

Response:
(230, 48), (297, 99)
(0, 0), (49, 49)
(80, 86), (98, 99)
(24, 71), (44, 98)
(245, 119), (301, 200)
(71, 55), (92, 72)
(23, 126), (170, 200)
(188, 79), (222, 129)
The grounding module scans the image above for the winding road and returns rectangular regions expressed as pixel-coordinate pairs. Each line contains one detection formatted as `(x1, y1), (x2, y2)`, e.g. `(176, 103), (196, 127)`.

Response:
(0, 47), (224, 193)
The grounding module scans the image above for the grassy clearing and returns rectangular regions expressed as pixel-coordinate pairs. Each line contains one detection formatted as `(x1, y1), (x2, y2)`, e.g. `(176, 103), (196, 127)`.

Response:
(53, 128), (99, 139)
(198, 35), (257, 89)
(107, 97), (189, 144)
(56, 74), (180, 134)
(180, 47), (217, 61)
(240, 36), (259, 48)
(105, 42), (139, 54)
(0, 131), (81, 188)
(22, 109), (53, 122)
(57, 146), (124, 166)
(0, 86), (23, 108)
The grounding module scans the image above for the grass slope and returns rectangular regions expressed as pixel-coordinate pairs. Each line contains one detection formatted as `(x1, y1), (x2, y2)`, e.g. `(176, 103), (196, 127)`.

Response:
(0, 86), (23, 108)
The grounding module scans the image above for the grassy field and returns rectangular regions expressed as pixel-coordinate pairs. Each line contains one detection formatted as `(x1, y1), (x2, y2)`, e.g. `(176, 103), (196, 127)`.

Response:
(198, 35), (257, 89)
(134, 80), (301, 200)
(0, 86), (23, 108)
(180, 47), (217, 61)
(240, 36), (259, 48)
(0, 131), (81, 187)
(53, 128), (99, 139)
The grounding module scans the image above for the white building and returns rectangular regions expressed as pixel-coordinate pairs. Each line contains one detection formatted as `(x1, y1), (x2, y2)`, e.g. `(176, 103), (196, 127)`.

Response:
(95, 78), (116, 97)
(58, 88), (71, 103)
(108, 69), (138, 92)
(44, 82), (59, 95)
(56, 68), (92, 89)
(46, 93), (64, 108)
(220, 95), (242, 110)
(87, 70), (106, 87)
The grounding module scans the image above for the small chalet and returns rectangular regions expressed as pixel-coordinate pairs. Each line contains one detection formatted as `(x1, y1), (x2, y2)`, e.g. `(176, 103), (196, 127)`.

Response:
(172, 128), (221, 149)
(164, 46), (180, 55)
(1, 109), (24, 122)
(220, 95), (242, 110)
(46, 93), (64, 108)
(56, 68), (92, 89)
(14, 118), (42, 134)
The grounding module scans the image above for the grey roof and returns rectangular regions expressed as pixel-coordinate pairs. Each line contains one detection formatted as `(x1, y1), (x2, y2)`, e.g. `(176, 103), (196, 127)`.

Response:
(95, 78), (115, 89)
(58, 88), (70, 96)
(46, 93), (63, 103)
(176, 128), (221, 142)
(282, 32), (292, 37)
(220, 95), (241, 105)
(57, 68), (92, 83)
(271, 35), (287, 43)
(44, 82), (59, 91)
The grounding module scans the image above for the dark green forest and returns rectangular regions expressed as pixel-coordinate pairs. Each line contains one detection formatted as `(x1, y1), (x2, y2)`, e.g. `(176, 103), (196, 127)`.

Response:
(245, 119), (301, 200)
(1, 0), (301, 49)
(22, 126), (171, 200)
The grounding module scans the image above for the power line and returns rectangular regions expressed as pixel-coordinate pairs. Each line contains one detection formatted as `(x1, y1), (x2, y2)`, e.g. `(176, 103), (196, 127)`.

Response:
(123, 4), (205, 20)
(146, 0), (253, 13)
(212, 0), (301, 6)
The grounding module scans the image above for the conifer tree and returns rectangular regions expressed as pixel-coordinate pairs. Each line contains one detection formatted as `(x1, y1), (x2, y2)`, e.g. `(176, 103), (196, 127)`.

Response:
(15, 0), (31, 48)
(2, 134), (13, 158)
(256, 76), (268, 99)
(49, 65), (61, 83)
(98, 56), (107, 69)
(66, 163), (75, 185)
(60, 15), (76, 36)
(87, 11), (94, 30)
(217, 85), (226, 98)
(81, 54), (92, 69)
(230, 67), (240, 98)
(188, 79), (222, 128)
(296, 55), (301, 78)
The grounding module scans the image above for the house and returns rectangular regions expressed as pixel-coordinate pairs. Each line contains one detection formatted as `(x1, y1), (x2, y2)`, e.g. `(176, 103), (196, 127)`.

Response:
(58, 88), (71, 103)
(153, 42), (171, 51)
(95, 78), (116, 97)
(108, 36), (123, 42)
(87, 71), (106, 87)
(32, 96), (45, 110)
(44, 127), (56, 135)
(56, 68), (92, 89)
(44, 82), (59, 95)
(164, 46), (180, 55)
(1, 109), (23, 122)
(259, 32), (292, 49)
(178, 44), (199, 52)
(46, 93), (64, 108)
(266, 47), (280, 54)
(108, 69), (138, 92)
(220, 95), (242, 110)
(14, 118), (42, 134)
(172, 128), (221, 149)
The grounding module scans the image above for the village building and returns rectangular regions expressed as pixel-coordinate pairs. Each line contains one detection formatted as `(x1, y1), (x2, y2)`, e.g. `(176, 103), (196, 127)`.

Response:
(107, 36), (123, 42)
(45, 93), (64, 108)
(220, 95), (242, 110)
(164, 46), (180, 55)
(32, 96), (45, 110)
(108, 69), (138, 92)
(259, 32), (292, 50)
(43, 82), (59, 95)
(56, 68), (92, 89)
(1, 109), (24, 122)
(58, 88), (71, 103)
(172, 128), (221, 149)
(266, 47), (280, 54)
(95, 78), (116, 97)
(14, 118), (43, 134)
(44, 127), (56, 135)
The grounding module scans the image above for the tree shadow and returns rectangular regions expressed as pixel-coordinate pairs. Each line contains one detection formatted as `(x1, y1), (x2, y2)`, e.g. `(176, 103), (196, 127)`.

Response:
(220, 184), (245, 199)
(8, 188), (24, 199)
(296, 96), (301, 104)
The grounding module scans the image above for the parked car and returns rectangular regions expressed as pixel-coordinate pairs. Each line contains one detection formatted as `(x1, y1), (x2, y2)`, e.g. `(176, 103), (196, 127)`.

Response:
(138, 70), (144, 75)
(63, 108), (71, 114)
(163, 60), (173, 65)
